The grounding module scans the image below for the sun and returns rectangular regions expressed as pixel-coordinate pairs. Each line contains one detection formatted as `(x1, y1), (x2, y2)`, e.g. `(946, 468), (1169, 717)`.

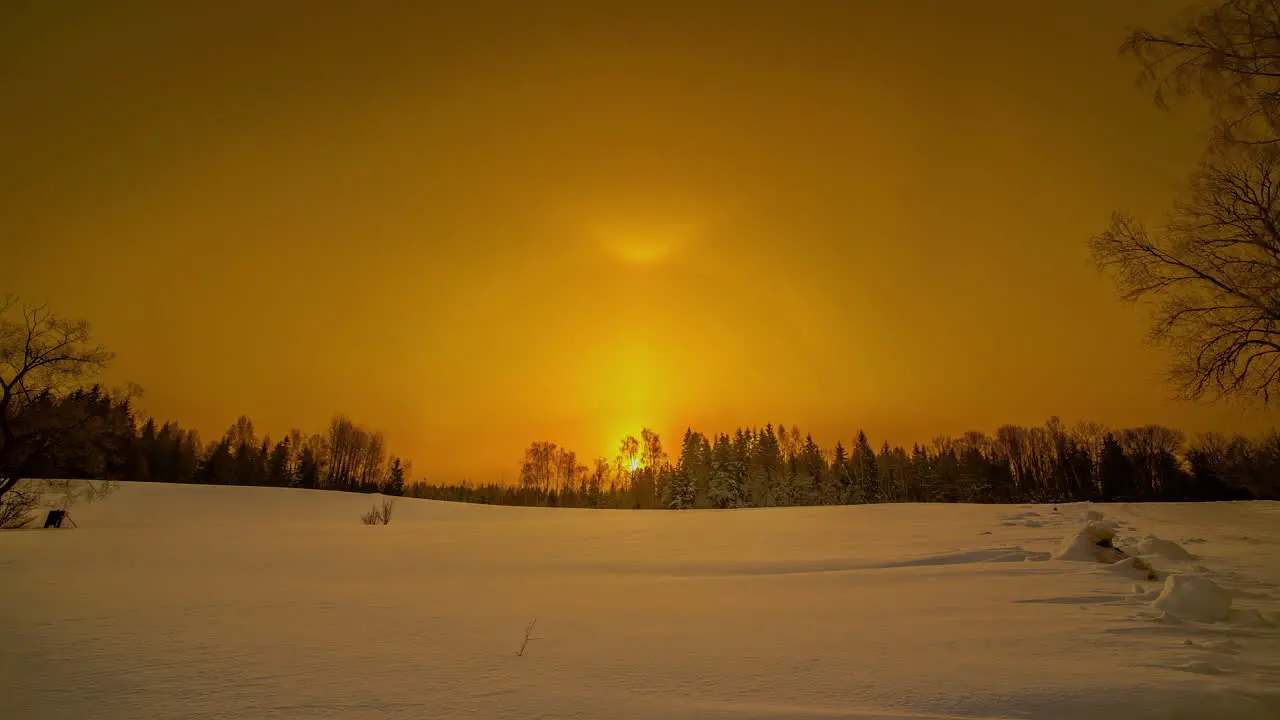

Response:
(629, 457), (641, 472)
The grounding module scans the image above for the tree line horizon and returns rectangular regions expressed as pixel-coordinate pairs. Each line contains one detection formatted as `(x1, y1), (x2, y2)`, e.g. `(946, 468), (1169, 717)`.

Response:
(1, 295), (1278, 513)
(14, 387), (1280, 509)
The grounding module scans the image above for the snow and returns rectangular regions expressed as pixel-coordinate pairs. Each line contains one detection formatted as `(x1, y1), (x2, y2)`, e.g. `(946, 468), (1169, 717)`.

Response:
(1052, 519), (1127, 563)
(1105, 555), (1161, 582)
(3, 486), (1280, 719)
(1136, 535), (1196, 561)
(1151, 575), (1234, 622)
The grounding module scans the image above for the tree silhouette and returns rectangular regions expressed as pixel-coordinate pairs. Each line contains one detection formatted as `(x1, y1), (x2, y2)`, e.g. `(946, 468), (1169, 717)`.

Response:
(0, 296), (115, 503)
(1098, 1), (1280, 402)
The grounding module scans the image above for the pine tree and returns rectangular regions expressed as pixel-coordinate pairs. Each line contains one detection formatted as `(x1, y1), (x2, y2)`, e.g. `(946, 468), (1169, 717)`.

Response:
(851, 430), (880, 503)
(267, 438), (292, 487)
(151, 422), (177, 483)
(135, 418), (158, 483)
(175, 429), (200, 483)
(197, 440), (235, 485)
(707, 434), (741, 508)
(909, 444), (930, 501)
(750, 424), (783, 506)
(797, 434), (825, 504)
(676, 428), (710, 508)
(295, 445), (320, 490)
(232, 440), (254, 486)
(831, 441), (851, 503)
(663, 465), (695, 509)
(385, 456), (406, 496)
(1096, 433), (1132, 502)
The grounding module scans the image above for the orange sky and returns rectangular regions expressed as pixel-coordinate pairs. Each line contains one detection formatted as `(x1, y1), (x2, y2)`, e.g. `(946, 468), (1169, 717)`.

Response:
(2, 0), (1276, 481)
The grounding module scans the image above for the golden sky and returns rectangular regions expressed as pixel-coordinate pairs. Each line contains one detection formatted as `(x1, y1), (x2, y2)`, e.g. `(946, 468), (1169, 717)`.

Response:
(2, 0), (1276, 481)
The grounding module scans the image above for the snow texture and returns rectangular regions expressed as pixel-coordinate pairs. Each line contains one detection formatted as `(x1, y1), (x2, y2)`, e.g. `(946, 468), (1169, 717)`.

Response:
(1136, 535), (1196, 561)
(2, 485), (1279, 719)
(1053, 519), (1127, 563)
(1151, 575), (1234, 622)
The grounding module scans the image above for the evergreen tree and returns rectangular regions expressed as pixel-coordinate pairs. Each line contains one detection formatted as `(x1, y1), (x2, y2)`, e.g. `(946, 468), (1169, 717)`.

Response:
(675, 428), (713, 508)
(748, 424), (783, 506)
(909, 443), (932, 502)
(851, 430), (880, 503)
(831, 441), (851, 502)
(665, 429), (702, 508)
(151, 422), (177, 483)
(1096, 432), (1133, 501)
(232, 440), (254, 486)
(707, 434), (741, 508)
(197, 440), (235, 485)
(295, 445), (320, 490)
(267, 438), (292, 487)
(135, 418), (158, 483)
(385, 456), (406, 496)
(173, 428), (200, 484)
(661, 464), (694, 509)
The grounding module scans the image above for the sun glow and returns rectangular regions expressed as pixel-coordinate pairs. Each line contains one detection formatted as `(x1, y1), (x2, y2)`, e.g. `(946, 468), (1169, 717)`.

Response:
(589, 220), (695, 266)
(628, 457), (640, 472)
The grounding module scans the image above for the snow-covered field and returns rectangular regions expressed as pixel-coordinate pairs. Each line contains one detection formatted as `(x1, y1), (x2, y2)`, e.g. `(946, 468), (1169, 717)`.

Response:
(2, 484), (1278, 719)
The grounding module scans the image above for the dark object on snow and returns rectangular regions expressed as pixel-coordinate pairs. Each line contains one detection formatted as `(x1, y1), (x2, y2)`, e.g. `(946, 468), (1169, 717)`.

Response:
(42, 510), (76, 529)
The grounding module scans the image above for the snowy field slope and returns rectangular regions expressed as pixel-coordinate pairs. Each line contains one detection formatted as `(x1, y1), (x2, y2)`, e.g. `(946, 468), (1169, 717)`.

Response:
(2, 484), (1279, 719)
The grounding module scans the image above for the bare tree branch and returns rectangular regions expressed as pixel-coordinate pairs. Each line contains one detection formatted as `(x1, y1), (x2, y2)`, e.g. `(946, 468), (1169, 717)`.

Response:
(1093, 143), (1280, 401)
(0, 297), (115, 502)
(1124, 0), (1280, 146)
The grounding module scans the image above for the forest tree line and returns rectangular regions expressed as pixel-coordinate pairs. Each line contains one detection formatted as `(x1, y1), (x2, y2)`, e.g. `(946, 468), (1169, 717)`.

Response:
(407, 419), (1280, 509)
(20, 386), (408, 497)
(14, 386), (1280, 509)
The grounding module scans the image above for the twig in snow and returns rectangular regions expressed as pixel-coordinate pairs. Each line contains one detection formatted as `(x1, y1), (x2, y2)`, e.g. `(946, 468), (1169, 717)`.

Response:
(516, 618), (539, 657)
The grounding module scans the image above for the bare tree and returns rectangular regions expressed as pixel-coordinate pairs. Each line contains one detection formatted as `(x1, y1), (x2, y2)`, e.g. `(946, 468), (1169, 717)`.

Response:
(1093, 146), (1280, 400)
(614, 435), (639, 484)
(1101, 2), (1280, 402)
(1123, 0), (1280, 148)
(0, 296), (114, 503)
(640, 428), (666, 469)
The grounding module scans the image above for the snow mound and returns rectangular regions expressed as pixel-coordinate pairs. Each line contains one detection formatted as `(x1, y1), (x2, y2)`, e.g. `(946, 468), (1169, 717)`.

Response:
(1136, 535), (1195, 561)
(1151, 575), (1233, 622)
(1054, 521), (1126, 563)
(1105, 556), (1161, 581)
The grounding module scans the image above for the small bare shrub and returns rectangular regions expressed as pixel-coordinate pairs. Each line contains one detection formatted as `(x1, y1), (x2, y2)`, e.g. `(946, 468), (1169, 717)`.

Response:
(361, 497), (396, 525)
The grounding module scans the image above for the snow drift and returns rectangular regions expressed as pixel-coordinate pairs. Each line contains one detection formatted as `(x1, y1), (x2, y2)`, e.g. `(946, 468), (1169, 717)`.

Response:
(1152, 574), (1234, 622)
(1136, 535), (1196, 561)
(1053, 519), (1126, 563)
